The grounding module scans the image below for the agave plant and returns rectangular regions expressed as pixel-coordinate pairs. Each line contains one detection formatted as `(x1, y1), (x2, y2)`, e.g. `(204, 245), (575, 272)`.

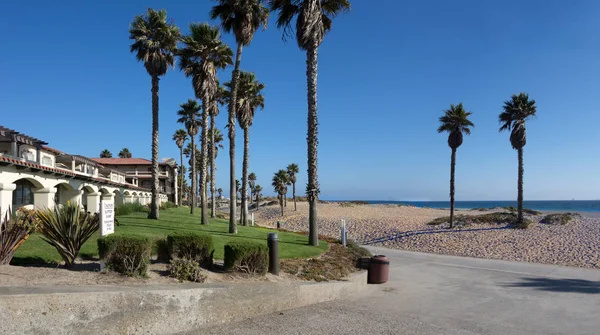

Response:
(36, 202), (99, 268)
(0, 208), (37, 265)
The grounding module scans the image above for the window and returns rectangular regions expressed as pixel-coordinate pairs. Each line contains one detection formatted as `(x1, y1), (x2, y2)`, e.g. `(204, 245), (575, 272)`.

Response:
(20, 148), (34, 161)
(42, 156), (52, 166)
(12, 179), (35, 207)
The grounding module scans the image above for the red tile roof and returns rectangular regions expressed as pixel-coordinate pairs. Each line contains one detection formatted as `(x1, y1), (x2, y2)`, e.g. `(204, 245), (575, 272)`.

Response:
(0, 156), (76, 176)
(42, 146), (64, 155)
(91, 158), (153, 165)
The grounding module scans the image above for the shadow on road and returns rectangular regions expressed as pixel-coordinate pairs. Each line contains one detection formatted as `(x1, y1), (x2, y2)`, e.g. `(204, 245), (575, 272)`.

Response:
(505, 277), (600, 294)
(362, 226), (511, 245)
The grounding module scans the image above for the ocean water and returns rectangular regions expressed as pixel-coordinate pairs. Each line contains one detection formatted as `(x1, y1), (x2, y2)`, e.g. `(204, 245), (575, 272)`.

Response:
(350, 200), (600, 212)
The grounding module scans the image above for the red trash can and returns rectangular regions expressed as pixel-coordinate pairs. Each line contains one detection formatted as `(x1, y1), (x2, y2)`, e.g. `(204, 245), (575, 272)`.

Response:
(368, 255), (390, 284)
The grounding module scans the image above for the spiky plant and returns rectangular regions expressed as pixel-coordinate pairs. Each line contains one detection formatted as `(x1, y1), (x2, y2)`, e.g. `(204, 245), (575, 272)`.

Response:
(36, 203), (99, 268)
(269, 0), (351, 246)
(129, 8), (181, 220)
(210, 0), (269, 234)
(0, 208), (37, 265)
(437, 103), (474, 228)
(499, 93), (537, 226)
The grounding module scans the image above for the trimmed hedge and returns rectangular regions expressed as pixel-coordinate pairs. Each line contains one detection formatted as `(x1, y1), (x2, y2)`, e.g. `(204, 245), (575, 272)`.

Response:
(224, 241), (268, 275)
(98, 235), (152, 277)
(167, 232), (213, 268)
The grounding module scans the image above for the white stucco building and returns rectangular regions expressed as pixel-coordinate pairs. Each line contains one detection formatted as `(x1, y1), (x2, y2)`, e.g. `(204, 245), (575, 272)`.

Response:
(0, 126), (168, 214)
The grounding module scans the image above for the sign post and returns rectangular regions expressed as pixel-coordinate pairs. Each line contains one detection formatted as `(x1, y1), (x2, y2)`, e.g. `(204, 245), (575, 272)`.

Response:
(100, 199), (115, 236)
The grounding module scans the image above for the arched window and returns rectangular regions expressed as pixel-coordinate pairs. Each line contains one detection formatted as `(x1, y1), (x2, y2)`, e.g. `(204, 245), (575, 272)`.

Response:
(13, 179), (35, 207)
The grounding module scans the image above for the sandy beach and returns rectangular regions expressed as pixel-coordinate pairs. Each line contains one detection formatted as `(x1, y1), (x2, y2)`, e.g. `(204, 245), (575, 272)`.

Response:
(254, 202), (600, 269)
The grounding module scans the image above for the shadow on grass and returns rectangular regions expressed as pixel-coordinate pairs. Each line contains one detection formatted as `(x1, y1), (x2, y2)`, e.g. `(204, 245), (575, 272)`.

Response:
(504, 277), (600, 294)
(362, 226), (511, 245)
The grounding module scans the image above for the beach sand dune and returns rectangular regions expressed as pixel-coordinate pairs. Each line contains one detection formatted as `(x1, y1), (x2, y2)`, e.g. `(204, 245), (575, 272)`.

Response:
(254, 202), (600, 269)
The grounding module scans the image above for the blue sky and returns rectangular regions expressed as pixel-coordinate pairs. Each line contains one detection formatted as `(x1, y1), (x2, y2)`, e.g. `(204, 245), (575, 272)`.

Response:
(2, 0), (600, 201)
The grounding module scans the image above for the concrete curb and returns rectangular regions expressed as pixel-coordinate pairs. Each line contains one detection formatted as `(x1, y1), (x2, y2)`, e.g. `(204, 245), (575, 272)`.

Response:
(0, 271), (367, 334)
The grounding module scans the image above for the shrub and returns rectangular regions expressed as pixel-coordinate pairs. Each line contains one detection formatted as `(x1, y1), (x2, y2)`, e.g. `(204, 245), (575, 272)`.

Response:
(523, 208), (542, 215)
(224, 241), (268, 275)
(155, 238), (170, 262)
(167, 259), (207, 283)
(427, 212), (518, 227)
(167, 232), (213, 268)
(349, 200), (370, 205)
(346, 240), (372, 259)
(0, 208), (38, 265)
(540, 213), (580, 225)
(339, 202), (353, 207)
(36, 203), (99, 268)
(98, 235), (152, 277)
(115, 202), (149, 216)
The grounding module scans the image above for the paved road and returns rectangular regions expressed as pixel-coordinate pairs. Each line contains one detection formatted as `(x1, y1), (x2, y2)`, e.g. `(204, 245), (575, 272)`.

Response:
(199, 247), (600, 335)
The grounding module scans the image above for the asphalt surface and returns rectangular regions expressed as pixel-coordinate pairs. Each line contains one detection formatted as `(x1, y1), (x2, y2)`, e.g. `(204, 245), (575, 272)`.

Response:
(195, 247), (600, 335)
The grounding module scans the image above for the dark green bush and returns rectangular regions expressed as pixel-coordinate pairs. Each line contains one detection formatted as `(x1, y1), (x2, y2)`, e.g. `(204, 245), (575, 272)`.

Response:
(167, 232), (213, 268)
(155, 238), (170, 262)
(115, 203), (149, 216)
(523, 209), (542, 215)
(540, 213), (580, 225)
(98, 235), (152, 277)
(224, 241), (268, 275)
(168, 259), (207, 283)
(346, 241), (372, 258)
(349, 200), (370, 205)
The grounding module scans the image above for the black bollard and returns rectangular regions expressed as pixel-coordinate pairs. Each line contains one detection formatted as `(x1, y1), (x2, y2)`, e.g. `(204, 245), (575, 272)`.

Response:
(267, 232), (279, 275)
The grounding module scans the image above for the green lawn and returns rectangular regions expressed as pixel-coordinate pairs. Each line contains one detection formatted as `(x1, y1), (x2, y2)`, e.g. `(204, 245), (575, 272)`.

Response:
(12, 207), (327, 266)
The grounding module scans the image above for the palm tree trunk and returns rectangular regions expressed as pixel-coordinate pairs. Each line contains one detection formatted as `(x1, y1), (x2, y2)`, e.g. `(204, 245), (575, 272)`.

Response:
(284, 194), (287, 207)
(200, 102), (209, 225)
(190, 137), (196, 214)
(179, 147), (184, 207)
(517, 147), (524, 224)
(149, 75), (160, 220)
(306, 46), (319, 246)
(210, 115), (216, 218)
(280, 194), (284, 216)
(241, 128), (250, 226)
(228, 43), (243, 234)
(293, 182), (297, 211)
(449, 148), (456, 229)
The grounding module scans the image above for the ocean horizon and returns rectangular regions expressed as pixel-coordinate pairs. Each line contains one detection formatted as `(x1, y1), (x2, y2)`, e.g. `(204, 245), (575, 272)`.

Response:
(325, 200), (600, 212)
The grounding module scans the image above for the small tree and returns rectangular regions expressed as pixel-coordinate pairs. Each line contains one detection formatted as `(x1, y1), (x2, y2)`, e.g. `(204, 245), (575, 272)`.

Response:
(272, 170), (288, 216)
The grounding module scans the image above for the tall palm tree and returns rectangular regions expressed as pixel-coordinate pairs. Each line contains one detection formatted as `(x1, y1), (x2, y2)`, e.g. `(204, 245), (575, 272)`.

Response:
(177, 99), (201, 214)
(208, 85), (226, 218)
(286, 163), (299, 211)
(499, 93), (537, 226)
(118, 148), (132, 158)
(272, 169), (288, 216)
(269, 0), (350, 246)
(173, 129), (188, 206)
(210, 0), (269, 234)
(226, 71), (265, 226)
(254, 184), (263, 209)
(179, 23), (233, 225)
(129, 8), (180, 220)
(437, 103), (474, 228)
(248, 172), (257, 204)
(100, 149), (112, 158)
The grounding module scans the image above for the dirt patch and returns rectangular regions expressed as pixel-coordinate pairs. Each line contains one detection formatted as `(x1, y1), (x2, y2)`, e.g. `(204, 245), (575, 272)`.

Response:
(281, 243), (369, 282)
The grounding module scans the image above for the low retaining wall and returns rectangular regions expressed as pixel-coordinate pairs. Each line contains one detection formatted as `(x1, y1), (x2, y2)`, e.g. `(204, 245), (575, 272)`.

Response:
(0, 271), (367, 334)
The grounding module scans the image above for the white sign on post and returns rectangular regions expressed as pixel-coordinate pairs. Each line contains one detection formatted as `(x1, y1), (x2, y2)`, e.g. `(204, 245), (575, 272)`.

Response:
(100, 200), (115, 236)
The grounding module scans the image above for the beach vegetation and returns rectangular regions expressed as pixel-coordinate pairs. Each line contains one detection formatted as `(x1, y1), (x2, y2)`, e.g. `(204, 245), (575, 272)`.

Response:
(168, 259), (207, 282)
(427, 212), (519, 227)
(437, 103), (474, 228)
(499, 93), (537, 226)
(541, 213), (581, 225)
(98, 235), (152, 277)
(129, 8), (180, 220)
(269, 0), (352, 247)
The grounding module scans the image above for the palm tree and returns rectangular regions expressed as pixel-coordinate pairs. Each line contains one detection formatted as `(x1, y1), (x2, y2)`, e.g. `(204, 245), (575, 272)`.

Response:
(100, 149), (112, 158)
(269, 0), (350, 246)
(235, 179), (241, 224)
(173, 129), (188, 206)
(217, 188), (223, 199)
(179, 23), (233, 225)
(286, 163), (299, 211)
(208, 85), (226, 218)
(177, 99), (201, 214)
(226, 71), (265, 226)
(118, 148), (132, 158)
(437, 103), (474, 228)
(272, 169), (289, 216)
(254, 184), (263, 209)
(129, 8), (180, 220)
(248, 172), (257, 204)
(210, 0), (269, 234)
(499, 93), (537, 226)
